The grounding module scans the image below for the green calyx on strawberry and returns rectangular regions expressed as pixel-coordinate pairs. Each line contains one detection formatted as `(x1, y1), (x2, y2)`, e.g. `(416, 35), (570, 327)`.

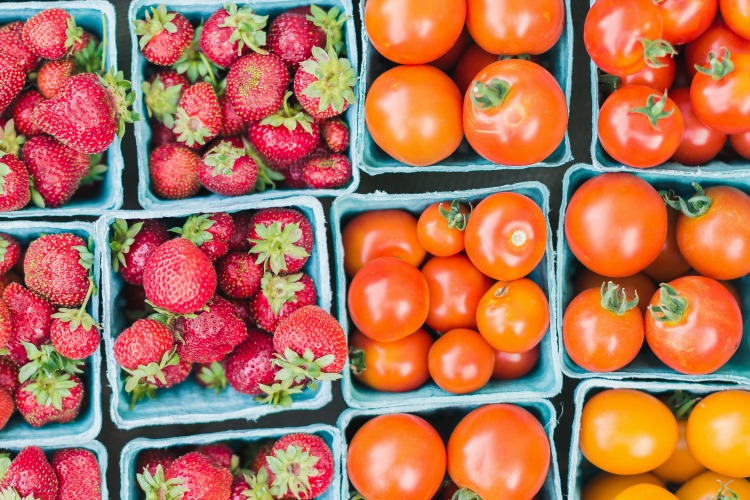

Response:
(73, 39), (105, 75)
(81, 153), (107, 187)
(18, 342), (83, 384)
(123, 348), (180, 394)
(110, 219), (144, 272)
(197, 361), (227, 394)
(241, 468), (278, 500)
(265, 445), (320, 499)
(274, 347), (342, 391)
(244, 140), (284, 192)
(64, 16), (84, 54)
(298, 46), (356, 116)
(261, 273), (305, 315)
(21, 372), (79, 411)
(255, 377), (304, 408)
(0, 120), (25, 158)
(143, 78), (183, 127)
(136, 464), (188, 500)
(173, 25), (220, 85)
(135, 5), (179, 50)
(249, 222), (309, 274)
(221, 4), (269, 56)
(172, 213), (221, 248)
(203, 141), (245, 177)
(98, 67), (141, 138)
(51, 280), (99, 335)
(307, 5), (348, 55)
(260, 92), (315, 134)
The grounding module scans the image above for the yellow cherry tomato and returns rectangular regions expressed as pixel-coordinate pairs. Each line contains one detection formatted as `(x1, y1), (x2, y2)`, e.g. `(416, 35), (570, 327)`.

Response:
(653, 420), (706, 483)
(615, 484), (677, 500)
(583, 472), (664, 500)
(676, 471), (750, 500)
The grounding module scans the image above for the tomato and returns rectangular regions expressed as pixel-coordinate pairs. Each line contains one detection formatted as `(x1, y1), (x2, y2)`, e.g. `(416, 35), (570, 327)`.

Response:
(342, 210), (426, 277)
(431, 28), (472, 72)
(618, 56), (676, 93)
(492, 343), (540, 380)
(653, 420), (706, 483)
(645, 277), (742, 375)
(447, 404), (550, 500)
(476, 279), (549, 353)
(598, 86), (684, 168)
(574, 269), (656, 315)
(720, 0), (750, 41)
(364, 0), (466, 65)
(347, 413), (446, 500)
(453, 44), (499, 95)
(464, 192), (547, 280)
(465, 0), (564, 55)
(463, 59), (567, 166)
(615, 484), (677, 500)
(580, 389), (678, 475)
(656, 0), (718, 45)
(348, 257), (430, 343)
(691, 52), (750, 135)
(687, 390), (750, 478)
(350, 329), (432, 393)
(685, 18), (750, 78)
(730, 130), (750, 159)
(676, 471), (750, 499)
(563, 283), (644, 372)
(365, 65), (464, 167)
(684, 271), (743, 306)
(565, 173), (668, 277)
(421, 254), (494, 333)
(669, 88), (727, 166)
(583, 472), (664, 500)
(644, 207), (692, 282)
(416, 200), (469, 257)
(428, 328), (495, 394)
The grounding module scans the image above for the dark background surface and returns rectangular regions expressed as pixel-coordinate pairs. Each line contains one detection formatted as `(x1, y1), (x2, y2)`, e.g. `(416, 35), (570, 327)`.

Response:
(99, 0), (594, 497)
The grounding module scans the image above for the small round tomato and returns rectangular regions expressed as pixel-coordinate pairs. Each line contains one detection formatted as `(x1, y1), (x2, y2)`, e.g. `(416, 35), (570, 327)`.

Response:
(669, 87), (727, 166)
(422, 254), (494, 333)
(645, 277), (742, 375)
(416, 200), (470, 257)
(447, 404), (550, 499)
(615, 485), (677, 500)
(342, 209), (426, 277)
(365, 65), (464, 167)
(676, 471), (750, 499)
(721, 0), (750, 41)
(453, 44), (499, 95)
(350, 329), (432, 393)
(431, 28), (472, 71)
(598, 86), (684, 168)
(731, 131), (750, 159)
(464, 192), (547, 281)
(565, 173), (668, 277)
(656, 0), (718, 45)
(691, 51), (750, 135)
(618, 55), (676, 92)
(574, 269), (656, 316)
(653, 420), (706, 484)
(685, 18), (750, 78)
(492, 343), (540, 380)
(583, 473), (664, 500)
(428, 328), (495, 394)
(643, 206), (692, 283)
(580, 389), (678, 475)
(687, 390), (750, 478)
(476, 278), (549, 353)
(364, 0), (466, 65)
(563, 283), (644, 372)
(464, 59), (568, 166)
(348, 257), (430, 342)
(348, 413), (446, 499)
(684, 271), (742, 306)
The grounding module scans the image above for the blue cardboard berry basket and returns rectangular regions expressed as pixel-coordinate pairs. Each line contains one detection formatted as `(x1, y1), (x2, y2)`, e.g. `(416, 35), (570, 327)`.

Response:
(356, 0), (573, 174)
(0, 221), (102, 448)
(120, 424), (341, 500)
(330, 184), (563, 409)
(338, 399), (562, 499)
(128, 0), (361, 210)
(96, 196), (332, 429)
(0, 1), (124, 217)
(557, 163), (750, 383)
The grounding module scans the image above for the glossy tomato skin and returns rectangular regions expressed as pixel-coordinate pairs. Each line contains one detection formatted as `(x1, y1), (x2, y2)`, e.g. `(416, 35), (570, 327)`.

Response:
(428, 328), (495, 394)
(492, 343), (539, 380)
(574, 269), (656, 315)
(690, 53), (750, 135)
(685, 18), (750, 77)
(364, 0), (466, 65)
(422, 255), (494, 333)
(657, 0), (718, 45)
(653, 420), (706, 484)
(350, 329), (432, 393)
(618, 56), (676, 93)
(565, 173), (668, 277)
(463, 59), (568, 166)
(365, 65), (463, 167)
(347, 413), (446, 500)
(615, 485), (677, 500)
(342, 210), (426, 277)
(579, 389), (678, 475)
(645, 276), (742, 375)
(676, 471), (750, 499)
(447, 404), (550, 500)
(731, 130), (750, 159)
(721, 0), (750, 41)
(669, 88), (727, 166)
(416, 202), (469, 257)
(464, 192), (547, 281)
(582, 473), (664, 500)
(453, 44), (499, 95)
(348, 257), (430, 343)
(431, 28), (472, 72)
(644, 207), (692, 282)
(686, 390), (750, 478)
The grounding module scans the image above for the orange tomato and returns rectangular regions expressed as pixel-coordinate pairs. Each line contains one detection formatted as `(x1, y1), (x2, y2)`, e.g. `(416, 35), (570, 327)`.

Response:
(492, 343), (540, 380)
(615, 484), (677, 500)
(431, 28), (472, 71)
(428, 328), (495, 394)
(644, 207), (691, 283)
(453, 44), (500, 95)
(653, 420), (706, 484)
(676, 471), (750, 499)
(416, 200), (470, 257)
(582, 472), (664, 500)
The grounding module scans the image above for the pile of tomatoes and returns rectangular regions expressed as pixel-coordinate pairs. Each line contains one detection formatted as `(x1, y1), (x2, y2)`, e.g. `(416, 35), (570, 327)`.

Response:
(579, 387), (750, 499)
(362, 0), (568, 167)
(586, 0), (750, 168)
(347, 403), (552, 499)
(342, 192), (549, 396)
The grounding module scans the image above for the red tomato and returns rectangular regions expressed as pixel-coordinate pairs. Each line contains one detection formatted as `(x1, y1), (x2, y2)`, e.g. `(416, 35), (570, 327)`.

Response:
(720, 0), (750, 41)
(350, 329), (432, 393)
(464, 192), (547, 281)
(492, 343), (540, 380)
(416, 201), (469, 257)
(690, 52), (750, 135)
(447, 404), (550, 499)
(421, 254), (494, 333)
(348, 257), (430, 342)
(618, 56), (676, 93)
(645, 276), (742, 375)
(463, 59), (568, 166)
(731, 130), (750, 159)
(685, 18), (750, 78)
(598, 86), (684, 168)
(574, 270), (656, 316)
(564, 173), (668, 277)
(643, 207), (691, 283)
(453, 44), (500, 95)
(684, 270), (743, 307)
(431, 28), (472, 71)
(656, 0), (718, 45)
(347, 413), (446, 500)
(428, 328), (495, 394)
(364, 0), (466, 65)
(669, 88), (727, 166)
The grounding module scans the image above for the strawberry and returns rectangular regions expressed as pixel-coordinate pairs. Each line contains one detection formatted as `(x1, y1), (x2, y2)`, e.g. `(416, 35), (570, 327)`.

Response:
(199, 140), (258, 197)
(137, 449), (177, 477)
(249, 93), (319, 163)
(49, 279), (99, 360)
(265, 9), (326, 68)
(304, 153), (352, 189)
(149, 142), (201, 199)
(37, 59), (74, 99)
(173, 212), (234, 262)
(152, 357), (192, 388)
(0, 300), (10, 352)
(226, 53), (289, 122)
(219, 95), (246, 137)
(171, 25), (222, 85)
(175, 296), (248, 363)
(24, 232), (93, 307)
(150, 120), (177, 149)
(0, 233), (20, 275)
(110, 219), (170, 285)
(251, 272), (316, 333)
(0, 53), (25, 114)
(138, 452), (233, 500)
(195, 360), (228, 393)
(0, 357), (19, 393)
(200, 4), (268, 68)
(0, 21), (40, 73)
(281, 157), (310, 189)
(295, 47), (356, 119)
(21, 9), (82, 60)
(218, 252), (263, 299)
(22, 135), (90, 208)
(134, 5), (194, 66)
(0, 119), (26, 158)
(266, 433), (334, 499)
(12, 91), (45, 138)
(249, 441), (276, 473)
(3, 283), (54, 365)
(142, 70), (188, 127)
(0, 446), (59, 500)
(321, 118), (349, 153)
(70, 36), (103, 75)
(114, 318), (175, 372)
(196, 443), (237, 470)
(0, 388), (12, 430)
(15, 372), (84, 427)
(225, 328), (277, 396)
(51, 448), (101, 500)
(173, 82), (222, 148)
(248, 207), (313, 274)
(143, 238), (218, 314)
(226, 297), (254, 328)
(72, 30), (95, 55)
(229, 212), (253, 251)
(0, 153), (30, 212)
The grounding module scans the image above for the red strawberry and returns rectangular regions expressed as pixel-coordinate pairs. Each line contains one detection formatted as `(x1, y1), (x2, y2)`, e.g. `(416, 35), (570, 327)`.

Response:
(282, 157), (310, 189)
(137, 449), (177, 477)
(219, 95), (246, 137)
(265, 10), (326, 68)
(0, 357), (19, 393)
(0, 300), (10, 352)
(174, 212), (234, 262)
(3, 283), (54, 365)
(15, 372), (84, 427)
(22, 9), (82, 60)
(218, 252), (263, 298)
(0, 233), (20, 274)
(110, 219), (170, 285)
(249, 93), (319, 163)
(72, 30), (95, 54)
(0, 154), (30, 211)
(175, 296), (247, 363)
(51, 448), (101, 500)
(12, 90), (45, 137)
(150, 120), (177, 149)
(149, 143), (201, 199)
(225, 328), (276, 396)
(226, 53), (289, 122)
(24, 232), (92, 307)
(143, 238), (217, 314)
(229, 212), (253, 251)
(37, 59), (74, 99)
(295, 47), (356, 119)
(134, 5), (194, 66)
(200, 5), (268, 68)
(138, 452), (233, 500)
(152, 357), (192, 388)
(195, 360), (227, 393)
(266, 433), (334, 499)
(250, 441), (276, 473)
(226, 297), (254, 328)
(173, 82), (222, 149)
(199, 140), (258, 197)
(113, 318), (175, 371)
(196, 443), (236, 470)
(248, 207), (313, 274)
(0, 446), (59, 500)
(49, 311), (100, 360)
(170, 24), (222, 86)
(0, 388), (12, 430)
(321, 118), (349, 153)
(143, 70), (188, 127)
(0, 53), (25, 114)
(22, 135), (89, 208)
(304, 153), (352, 189)
(251, 272), (316, 333)
(0, 21), (41, 73)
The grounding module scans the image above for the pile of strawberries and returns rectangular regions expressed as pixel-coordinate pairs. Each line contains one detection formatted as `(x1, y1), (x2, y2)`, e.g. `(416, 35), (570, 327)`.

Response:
(137, 3), (356, 199)
(0, 8), (137, 211)
(110, 208), (347, 409)
(0, 231), (99, 430)
(136, 432), (334, 499)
